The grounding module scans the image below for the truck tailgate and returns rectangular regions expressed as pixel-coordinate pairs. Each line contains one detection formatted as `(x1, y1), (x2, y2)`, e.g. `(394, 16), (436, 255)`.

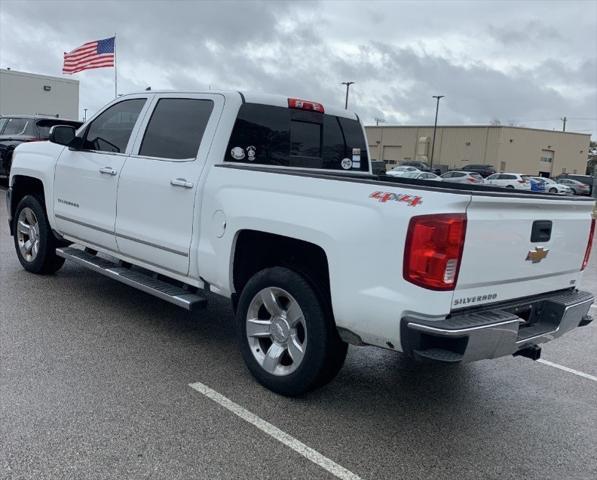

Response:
(454, 195), (595, 308)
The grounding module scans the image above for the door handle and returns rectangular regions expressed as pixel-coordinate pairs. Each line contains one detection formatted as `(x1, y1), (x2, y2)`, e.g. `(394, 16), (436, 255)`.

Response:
(170, 178), (194, 189)
(99, 166), (117, 176)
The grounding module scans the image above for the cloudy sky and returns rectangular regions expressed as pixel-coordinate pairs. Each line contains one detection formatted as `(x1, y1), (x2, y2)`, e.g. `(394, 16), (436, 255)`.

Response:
(1, 0), (596, 137)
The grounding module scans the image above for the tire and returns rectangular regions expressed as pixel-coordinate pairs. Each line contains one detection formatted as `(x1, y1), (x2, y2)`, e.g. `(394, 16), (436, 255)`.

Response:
(549, 187), (557, 194)
(13, 194), (65, 274)
(506, 185), (515, 189)
(570, 188), (577, 195)
(235, 267), (347, 396)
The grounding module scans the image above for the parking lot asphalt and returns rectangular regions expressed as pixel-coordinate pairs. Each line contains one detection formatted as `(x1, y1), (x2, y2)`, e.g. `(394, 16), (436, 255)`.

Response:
(1, 186), (596, 480)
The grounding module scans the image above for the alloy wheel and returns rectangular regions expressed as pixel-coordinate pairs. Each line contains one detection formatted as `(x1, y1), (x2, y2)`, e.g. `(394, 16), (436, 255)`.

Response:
(246, 287), (307, 376)
(16, 207), (40, 262)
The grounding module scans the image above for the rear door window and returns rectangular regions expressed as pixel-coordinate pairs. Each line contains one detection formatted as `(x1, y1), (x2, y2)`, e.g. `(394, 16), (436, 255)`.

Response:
(226, 103), (368, 171)
(139, 98), (214, 159)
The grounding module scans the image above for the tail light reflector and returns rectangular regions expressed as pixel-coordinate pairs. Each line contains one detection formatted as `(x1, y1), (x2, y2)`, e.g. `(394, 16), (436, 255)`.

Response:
(581, 218), (595, 271)
(288, 98), (324, 113)
(404, 214), (467, 290)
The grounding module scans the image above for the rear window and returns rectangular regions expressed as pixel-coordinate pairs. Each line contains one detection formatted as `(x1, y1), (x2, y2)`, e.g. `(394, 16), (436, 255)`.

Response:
(225, 103), (369, 171)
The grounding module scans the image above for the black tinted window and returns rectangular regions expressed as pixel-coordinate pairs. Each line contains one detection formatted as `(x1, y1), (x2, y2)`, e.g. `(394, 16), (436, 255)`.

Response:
(290, 120), (321, 157)
(502, 174), (516, 179)
(83, 99), (145, 153)
(322, 116), (346, 168)
(226, 103), (369, 171)
(139, 98), (213, 159)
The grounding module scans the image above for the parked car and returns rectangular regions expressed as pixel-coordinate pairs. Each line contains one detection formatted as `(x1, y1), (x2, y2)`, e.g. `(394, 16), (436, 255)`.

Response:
(460, 164), (496, 178)
(525, 177), (573, 195)
(556, 177), (592, 196)
(395, 171), (443, 181)
(440, 170), (484, 184)
(6, 91), (595, 396)
(399, 160), (431, 172)
(385, 165), (420, 177)
(485, 172), (531, 190)
(0, 116), (82, 179)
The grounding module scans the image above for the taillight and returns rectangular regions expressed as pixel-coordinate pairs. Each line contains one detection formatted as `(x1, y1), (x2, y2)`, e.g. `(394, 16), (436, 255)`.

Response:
(518, 179), (527, 184)
(288, 98), (324, 113)
(581, 218), (595, 271)
(403, 214), (467, 290)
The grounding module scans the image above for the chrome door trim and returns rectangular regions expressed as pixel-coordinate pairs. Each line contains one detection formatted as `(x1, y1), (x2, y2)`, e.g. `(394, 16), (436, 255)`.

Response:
(116, 232), (189, 257)
(55, 214), (114, 235)
(55, 214), (189, 257)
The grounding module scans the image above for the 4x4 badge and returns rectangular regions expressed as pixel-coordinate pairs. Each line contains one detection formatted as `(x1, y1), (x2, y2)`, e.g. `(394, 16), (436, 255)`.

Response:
(526, 246), (549, 263)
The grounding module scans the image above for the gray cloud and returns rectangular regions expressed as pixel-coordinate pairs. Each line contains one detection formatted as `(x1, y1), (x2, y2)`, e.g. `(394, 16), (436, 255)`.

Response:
(1, 0), (595, 136)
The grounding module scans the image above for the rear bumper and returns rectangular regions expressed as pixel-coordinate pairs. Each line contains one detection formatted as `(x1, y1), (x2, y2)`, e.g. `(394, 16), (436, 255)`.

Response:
(401, 289), (594, 363)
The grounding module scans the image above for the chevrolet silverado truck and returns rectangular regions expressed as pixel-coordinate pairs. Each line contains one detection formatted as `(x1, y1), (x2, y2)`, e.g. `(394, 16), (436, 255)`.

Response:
(5, 91), (596, 396)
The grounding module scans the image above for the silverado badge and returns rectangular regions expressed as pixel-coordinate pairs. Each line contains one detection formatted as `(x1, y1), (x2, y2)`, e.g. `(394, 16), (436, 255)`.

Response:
(526, 246), (549, 263)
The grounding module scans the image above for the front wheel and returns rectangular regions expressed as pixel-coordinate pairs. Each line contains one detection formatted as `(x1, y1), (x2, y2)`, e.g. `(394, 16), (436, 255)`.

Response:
(549, 187), (558, 193)
(236, 267), (347, 396)
(13, 195), (65, 274)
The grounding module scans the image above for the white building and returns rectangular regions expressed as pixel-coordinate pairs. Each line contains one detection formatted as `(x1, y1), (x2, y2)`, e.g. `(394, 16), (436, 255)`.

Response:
(0, 69), (79, 120)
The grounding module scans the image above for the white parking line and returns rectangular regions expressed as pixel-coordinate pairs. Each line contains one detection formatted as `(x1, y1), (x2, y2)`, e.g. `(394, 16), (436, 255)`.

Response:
(537, 359), (597, 382)
(189, 382), (363, 480)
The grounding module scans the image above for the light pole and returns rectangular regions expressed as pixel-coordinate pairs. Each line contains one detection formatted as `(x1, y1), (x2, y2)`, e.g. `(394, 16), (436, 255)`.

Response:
(430, 95), (444, 169)
(341, 81), (355, 109)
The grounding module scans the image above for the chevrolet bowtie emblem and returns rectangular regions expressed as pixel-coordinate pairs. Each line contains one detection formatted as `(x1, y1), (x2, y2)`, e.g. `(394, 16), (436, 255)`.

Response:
(526, 246), (549, 263)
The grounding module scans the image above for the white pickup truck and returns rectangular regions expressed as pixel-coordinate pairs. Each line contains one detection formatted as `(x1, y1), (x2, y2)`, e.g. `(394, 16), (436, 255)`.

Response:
(6, 91), (596, 395)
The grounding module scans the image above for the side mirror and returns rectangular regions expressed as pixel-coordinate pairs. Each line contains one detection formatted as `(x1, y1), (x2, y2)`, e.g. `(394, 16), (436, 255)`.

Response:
(49, 125), (77, 146)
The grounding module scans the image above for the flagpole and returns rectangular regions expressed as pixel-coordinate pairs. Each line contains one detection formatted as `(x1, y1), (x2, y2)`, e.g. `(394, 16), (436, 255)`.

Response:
(114, 34), (117, 98)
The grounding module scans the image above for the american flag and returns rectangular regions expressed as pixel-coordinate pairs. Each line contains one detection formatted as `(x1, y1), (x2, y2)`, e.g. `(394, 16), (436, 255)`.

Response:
(63, 37), (115, 74)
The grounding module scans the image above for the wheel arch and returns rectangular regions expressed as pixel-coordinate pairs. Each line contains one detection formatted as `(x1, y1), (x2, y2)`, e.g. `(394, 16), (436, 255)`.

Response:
(8, 175), (46, 236)
(230, 230), (333, 318)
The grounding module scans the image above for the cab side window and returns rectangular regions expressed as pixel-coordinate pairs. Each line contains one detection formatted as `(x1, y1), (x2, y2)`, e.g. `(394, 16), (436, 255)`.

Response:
(83, 99), (146, 153)
(139, 98), (214, 159)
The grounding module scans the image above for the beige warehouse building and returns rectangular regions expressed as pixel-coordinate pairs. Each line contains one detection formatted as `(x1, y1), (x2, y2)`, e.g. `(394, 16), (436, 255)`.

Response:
(365, 125), (591, 177)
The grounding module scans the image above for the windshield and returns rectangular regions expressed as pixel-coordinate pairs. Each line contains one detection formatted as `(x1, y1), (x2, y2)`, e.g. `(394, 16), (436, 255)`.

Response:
(1, 118), (29, 135)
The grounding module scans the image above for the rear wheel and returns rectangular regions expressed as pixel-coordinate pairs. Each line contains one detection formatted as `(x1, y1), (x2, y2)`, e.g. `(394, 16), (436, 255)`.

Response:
(549, 187), (558, 193)
(13, 195), (65, 274)
(236, 267), (347, 396)
(506, 185), (515, 189)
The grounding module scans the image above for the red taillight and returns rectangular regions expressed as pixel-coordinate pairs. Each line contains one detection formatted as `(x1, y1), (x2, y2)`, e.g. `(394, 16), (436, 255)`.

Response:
(518, 179), (527, 184)
(581, 218), (595, 271)
(288, 98), (324, 113)
(403, 214), (467, 290)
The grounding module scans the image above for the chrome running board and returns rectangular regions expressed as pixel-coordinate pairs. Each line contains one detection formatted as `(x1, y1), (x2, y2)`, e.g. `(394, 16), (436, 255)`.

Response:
(56, 247), (207, 311)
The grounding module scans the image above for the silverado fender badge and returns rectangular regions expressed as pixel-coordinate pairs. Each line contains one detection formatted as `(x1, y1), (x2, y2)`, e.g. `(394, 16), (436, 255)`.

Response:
(526, 246), (549, 263)
(369, 191), (423, 207)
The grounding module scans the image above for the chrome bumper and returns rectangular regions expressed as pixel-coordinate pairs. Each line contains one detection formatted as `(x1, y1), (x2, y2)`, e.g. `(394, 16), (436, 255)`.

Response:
(402, 289), (594, 363)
